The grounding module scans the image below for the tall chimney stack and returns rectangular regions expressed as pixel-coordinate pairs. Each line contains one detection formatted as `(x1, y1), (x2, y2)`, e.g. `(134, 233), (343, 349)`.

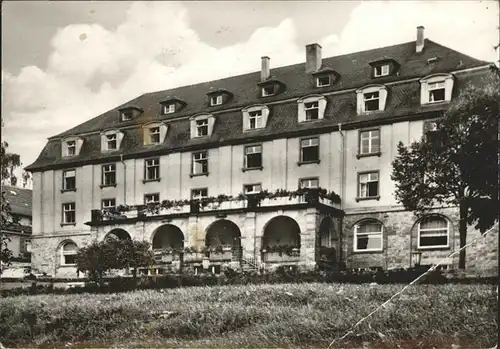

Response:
(416, 26), (425, 53)
(261, 56), (270, 81)
(305, 43), (322, 73)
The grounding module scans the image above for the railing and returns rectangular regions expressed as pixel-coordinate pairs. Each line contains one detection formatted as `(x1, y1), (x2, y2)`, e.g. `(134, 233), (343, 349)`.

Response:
(90, 191), (340, 224)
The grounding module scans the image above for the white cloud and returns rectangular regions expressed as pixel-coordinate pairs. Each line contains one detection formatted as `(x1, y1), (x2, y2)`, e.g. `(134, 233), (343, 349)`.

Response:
(2, 0), (498, 179)
(320, 0), (498, 62)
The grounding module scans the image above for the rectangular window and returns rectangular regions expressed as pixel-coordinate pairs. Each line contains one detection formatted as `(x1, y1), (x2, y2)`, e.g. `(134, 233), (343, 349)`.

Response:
(66, 141), (76, 156)
(145, 158), (160, 180)
(192, 151), (208, 175)
(210, 95), (223, 106)
(63, 169), (76, 190)
(102, 164), (116, 186)
(106, 134), (117, 150)
(359, 129), (380, 155)
(262, 86), (275, 97)
(244, 145), (262, 169)
(149, 127), (161, 144)
(355, 221), (383, 251)
(428, 81), (446, 102)
(300, 137), (319, 162)
(121, 111), (133, 121)
(196, 119), (209, 137)
(359, 172), (379, 198)
(364, 92), (380, 111)
(249, 110), (263, 129)
(101, 198), (116, 209)
(62, 202), (76, 224)
(316, 76), (331, 87)
(304, 101), (319, 120)
(300, 178), (319, 189)
(418, 217), (449, 248)
(244, 183), (262, 194)
(24, 239), (31, 253)
(191, 188), (208, 200)
(144, 193), (160, 204)
(164, 104), (175, 114)
(374, 64), (389, 77)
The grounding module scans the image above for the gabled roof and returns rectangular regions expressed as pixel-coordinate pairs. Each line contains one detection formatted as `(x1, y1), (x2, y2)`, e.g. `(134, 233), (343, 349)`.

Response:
(2, 186), (32, 217)
(25, 39), (491, 172)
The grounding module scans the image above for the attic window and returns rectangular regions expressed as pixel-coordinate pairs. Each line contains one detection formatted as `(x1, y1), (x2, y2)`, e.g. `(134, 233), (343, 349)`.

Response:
(143, 122), (168, 145)
(106, 134), (117, 150)
(164, 104), (175, 114)
(356, 85), (388, 114)
(121, 110), (133, 121)
(373, 64), (389, 77)
(242, 105), (270, 131)
(210, 95), (223, 106)
(67, 141), (76, 156)
(190, 114), (215, 139)
(297, 95), (327, 123)
(101, 130), (124, 152)
(419, 74), (454, 105)
(262, 86), (275, 97)
(62, 136), (84, 157)
(316, 76), (331, 87)
(364, 92), (380, 111)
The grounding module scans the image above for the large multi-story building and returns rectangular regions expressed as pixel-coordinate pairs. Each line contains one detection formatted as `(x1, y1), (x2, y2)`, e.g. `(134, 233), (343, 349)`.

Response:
(26, 27), (497, 278)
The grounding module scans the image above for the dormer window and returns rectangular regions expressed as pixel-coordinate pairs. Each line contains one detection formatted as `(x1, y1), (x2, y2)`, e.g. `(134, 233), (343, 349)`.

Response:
(196, 119), (208, 137)
(419, 74), (454, 105)
(262, 86), (275, 97)
(190, 114), (215, 139)
(210, 95), (223, 106)
(356, 85), (388, 114)
(67, 141), (76, 156)
(305, 102), (319, 120)
(106, 134), (117, 150)
(312, 68), (339, 89)
(373, 64), (389, 77)
(364, 92), (380, 111)
(297, 95), (327, 123)
(160, 97), (186, 115)
(316, 76), (331, 87)
(164, 104), (175, 114)
(61, 136), (84, 157)
(101, 130), (124, 152)
(369, 59), (399, 79)
(121, 110), (133, 121)
(143, 122), (168, 146)
(118, 106), (142, 122)
(206, 89), (233, 107)
(242, 105), (270, 131)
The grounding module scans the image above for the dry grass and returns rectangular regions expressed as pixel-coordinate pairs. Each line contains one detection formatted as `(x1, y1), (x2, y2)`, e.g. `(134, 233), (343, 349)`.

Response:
(0, 283), (497, 348)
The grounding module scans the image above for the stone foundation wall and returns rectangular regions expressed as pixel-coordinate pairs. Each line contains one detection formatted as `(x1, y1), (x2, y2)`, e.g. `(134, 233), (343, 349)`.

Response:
(343, 207), (498, 276)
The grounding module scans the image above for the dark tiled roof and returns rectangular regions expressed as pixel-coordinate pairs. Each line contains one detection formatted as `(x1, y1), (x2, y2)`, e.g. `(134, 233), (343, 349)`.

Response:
(2, 186), (32, 217)
(26, 39), (490, 171)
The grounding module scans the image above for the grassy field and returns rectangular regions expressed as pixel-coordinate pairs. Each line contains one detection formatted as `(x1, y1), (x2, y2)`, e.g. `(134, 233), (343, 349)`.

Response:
(0, 283), (497, 348)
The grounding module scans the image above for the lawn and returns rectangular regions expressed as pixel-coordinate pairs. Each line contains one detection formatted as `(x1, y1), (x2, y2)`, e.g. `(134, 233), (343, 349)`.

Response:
(0, 283), (497, 348)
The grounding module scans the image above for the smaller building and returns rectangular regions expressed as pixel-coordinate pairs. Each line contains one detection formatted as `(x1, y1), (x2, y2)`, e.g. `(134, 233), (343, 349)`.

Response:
(1, 186), (32, 277)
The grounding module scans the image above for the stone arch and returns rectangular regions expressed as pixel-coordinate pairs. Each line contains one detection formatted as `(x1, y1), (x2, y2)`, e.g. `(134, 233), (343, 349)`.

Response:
(205, 219), (242, 248)
(262, 215), (301, 248)
(151, 224), (185, 250)
(104, 228), (131, 241)
(317, 216), (338, 264)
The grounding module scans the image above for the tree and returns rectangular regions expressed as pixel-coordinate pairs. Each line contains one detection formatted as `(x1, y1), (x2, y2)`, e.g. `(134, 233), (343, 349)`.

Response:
(76, 239), (154, 286)
(391, 74), (499, 269)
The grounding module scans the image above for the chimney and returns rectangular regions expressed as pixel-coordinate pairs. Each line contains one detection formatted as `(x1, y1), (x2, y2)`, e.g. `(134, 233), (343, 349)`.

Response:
(305, 43), (322, 73)
(416, 26), (425, 53)
(261, 56), (270, 81)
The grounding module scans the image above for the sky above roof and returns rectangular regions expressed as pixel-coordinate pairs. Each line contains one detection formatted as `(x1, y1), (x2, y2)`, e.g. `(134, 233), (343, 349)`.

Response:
(1, 0), (498, 183)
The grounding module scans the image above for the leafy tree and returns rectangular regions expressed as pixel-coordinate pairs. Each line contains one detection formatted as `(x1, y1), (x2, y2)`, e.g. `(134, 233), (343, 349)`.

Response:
(391, 74), (499, 269)
(76, 239), (154, 286)
(1, 116), (26, 274)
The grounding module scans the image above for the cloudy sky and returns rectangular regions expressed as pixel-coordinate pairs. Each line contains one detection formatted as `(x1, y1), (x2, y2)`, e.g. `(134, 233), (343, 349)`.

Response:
(1, 0), (498, 177)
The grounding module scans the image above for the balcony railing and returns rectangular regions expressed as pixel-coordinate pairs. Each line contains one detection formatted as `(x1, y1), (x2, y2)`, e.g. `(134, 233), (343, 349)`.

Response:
(90, 189), (340, 224)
